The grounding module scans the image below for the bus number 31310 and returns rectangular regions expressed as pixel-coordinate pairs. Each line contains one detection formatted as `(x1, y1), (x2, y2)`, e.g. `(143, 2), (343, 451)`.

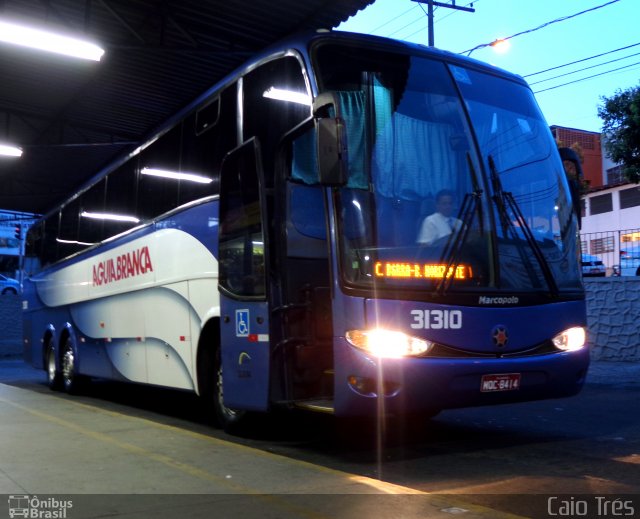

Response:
(410, 309), (463, 330)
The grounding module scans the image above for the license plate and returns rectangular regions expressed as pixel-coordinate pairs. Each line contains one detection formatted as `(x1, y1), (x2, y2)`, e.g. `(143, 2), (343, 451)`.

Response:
(480, 373), (521, 392)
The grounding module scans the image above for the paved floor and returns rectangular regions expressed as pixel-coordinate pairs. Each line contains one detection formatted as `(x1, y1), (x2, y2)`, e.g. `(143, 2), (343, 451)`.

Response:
(1, 354), (638, 518)
(0, 373), (523, 519)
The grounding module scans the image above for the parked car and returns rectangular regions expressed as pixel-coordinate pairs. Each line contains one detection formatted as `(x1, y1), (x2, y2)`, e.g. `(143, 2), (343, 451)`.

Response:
(0, 274), (20, 294)
(620, 249), (640, 276)
(581, 254), (606, 277)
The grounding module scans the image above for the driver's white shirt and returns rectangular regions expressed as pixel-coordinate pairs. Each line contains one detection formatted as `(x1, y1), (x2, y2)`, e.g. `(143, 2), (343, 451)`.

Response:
(416, 212), (462, 245)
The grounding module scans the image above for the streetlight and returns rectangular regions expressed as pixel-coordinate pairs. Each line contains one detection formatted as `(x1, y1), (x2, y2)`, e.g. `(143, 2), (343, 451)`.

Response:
(490, 38), (511, 54)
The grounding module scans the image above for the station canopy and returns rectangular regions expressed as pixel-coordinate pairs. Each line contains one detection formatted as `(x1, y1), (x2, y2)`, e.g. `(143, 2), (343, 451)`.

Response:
(0, 0), (374, 215)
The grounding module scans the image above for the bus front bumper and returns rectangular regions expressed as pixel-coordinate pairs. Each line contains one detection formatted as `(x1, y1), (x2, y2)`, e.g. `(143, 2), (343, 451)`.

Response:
(332, 339), (590, 418)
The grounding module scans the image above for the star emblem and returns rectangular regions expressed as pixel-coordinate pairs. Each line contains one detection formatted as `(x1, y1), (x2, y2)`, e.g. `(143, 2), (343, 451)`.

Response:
(492, 325), (509, 347)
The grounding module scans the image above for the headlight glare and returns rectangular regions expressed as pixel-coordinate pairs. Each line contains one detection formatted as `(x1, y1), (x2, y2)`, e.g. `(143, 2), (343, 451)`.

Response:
(552, 326), (586, 352)
(345, 329), (434, 358)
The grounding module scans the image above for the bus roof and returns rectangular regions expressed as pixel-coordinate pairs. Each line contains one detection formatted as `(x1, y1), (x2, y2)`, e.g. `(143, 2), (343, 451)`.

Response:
(37, 29), (530, 221)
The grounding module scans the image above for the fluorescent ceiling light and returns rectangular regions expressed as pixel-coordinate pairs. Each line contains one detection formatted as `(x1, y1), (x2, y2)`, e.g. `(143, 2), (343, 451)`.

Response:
(0, 143), (22, 157)
(141, 167), (213, 184)
(0, 19), (104, 61)
(80, 211), (139, 223)
(263, 87), (311, 106)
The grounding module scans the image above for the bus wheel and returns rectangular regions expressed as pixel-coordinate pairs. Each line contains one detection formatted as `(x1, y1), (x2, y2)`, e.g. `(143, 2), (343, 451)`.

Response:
(45, 340), (61, 391)
(61, 337), (83, 394)
(213, 347), (245, 431)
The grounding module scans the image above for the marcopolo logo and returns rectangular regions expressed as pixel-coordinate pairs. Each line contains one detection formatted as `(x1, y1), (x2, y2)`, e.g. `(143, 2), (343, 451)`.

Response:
(8, 495), (73, 518)
(478, 296), (519, 305)
(92, 245), (153, 287)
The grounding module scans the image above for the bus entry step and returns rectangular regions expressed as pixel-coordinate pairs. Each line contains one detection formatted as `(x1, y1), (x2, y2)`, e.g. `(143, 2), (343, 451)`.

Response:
(293, 399), (335, 414)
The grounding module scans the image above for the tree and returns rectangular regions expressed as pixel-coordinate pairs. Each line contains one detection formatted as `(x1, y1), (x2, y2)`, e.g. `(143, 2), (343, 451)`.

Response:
(598, 85), (640, 183)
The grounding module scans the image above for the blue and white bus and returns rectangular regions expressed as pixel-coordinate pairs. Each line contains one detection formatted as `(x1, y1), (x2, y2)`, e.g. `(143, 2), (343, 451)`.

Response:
(23, 30), (589, 430)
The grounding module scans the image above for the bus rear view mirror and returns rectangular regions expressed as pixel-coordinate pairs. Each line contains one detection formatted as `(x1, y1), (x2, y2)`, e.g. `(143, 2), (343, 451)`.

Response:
(313, 92), (348, 186)
(316, 117), (348, 186)
(559, 147), (583, 177)
(559, 147), (583, 228)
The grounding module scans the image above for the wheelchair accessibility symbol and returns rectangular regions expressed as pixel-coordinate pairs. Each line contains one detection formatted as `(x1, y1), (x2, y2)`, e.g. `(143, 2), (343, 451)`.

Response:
(236, 309), (250, 337)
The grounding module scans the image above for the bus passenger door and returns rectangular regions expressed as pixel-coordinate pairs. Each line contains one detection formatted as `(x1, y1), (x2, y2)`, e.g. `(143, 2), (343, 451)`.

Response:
(278, 181), (334, 403)
(217, 140), (270, 411)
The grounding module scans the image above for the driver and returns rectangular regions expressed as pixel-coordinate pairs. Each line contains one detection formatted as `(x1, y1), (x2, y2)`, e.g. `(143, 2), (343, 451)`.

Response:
(417, 189), (462, 245)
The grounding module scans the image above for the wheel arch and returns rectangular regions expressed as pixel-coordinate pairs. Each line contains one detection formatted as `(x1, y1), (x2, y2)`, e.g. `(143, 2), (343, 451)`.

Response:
(196, 317), (221, 397)
(58, 322), (81, 372)
(42, 325), (57, 370)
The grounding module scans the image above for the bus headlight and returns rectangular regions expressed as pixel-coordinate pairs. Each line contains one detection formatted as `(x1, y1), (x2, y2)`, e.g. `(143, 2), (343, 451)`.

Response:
(345, 329), (434, 358)
(552, 327), (586, 352)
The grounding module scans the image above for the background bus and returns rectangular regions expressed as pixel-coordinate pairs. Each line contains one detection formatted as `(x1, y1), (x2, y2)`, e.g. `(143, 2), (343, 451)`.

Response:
(23, 30), (589, 431)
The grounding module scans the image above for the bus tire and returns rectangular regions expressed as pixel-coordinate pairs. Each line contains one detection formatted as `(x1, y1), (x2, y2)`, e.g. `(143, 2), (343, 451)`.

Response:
(45, 338), (62, 391)
(60, 336), (86, 394)
(213, 345), (246, 432)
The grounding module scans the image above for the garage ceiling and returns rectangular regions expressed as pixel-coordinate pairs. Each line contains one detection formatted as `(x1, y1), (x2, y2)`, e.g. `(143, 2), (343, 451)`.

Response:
(0, 0), (374, 215)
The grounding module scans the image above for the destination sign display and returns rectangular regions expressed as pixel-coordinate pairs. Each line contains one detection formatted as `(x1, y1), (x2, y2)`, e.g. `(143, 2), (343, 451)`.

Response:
(374, 261), (472, 280)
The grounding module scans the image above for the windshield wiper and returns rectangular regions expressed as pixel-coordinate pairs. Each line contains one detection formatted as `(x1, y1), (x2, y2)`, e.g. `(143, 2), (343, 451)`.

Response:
(488, 155), (559, 297)
(436, 153), (483, 295)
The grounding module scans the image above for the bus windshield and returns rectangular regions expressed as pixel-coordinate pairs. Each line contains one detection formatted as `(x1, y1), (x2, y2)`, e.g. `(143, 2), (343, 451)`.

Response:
(313, 43), (582, 297)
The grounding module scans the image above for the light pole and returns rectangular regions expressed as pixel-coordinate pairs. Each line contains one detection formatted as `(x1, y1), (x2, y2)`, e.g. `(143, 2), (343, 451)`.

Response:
(411, 0), (475, 47)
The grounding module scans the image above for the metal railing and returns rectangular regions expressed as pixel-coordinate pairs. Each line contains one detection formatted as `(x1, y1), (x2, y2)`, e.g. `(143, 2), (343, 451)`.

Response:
(580, 228), (640, 277)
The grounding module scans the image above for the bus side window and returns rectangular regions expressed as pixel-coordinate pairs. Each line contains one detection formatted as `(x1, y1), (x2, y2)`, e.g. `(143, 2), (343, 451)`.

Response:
(218, 140), (266, 298)
(242, 56), (310, 184)
(137, 125), (182, 219)
(41, 214), (60, 266)
(57, 199), (82, 260)
(78, 179), (106, 245)
(179, 85), (237, 205)
(103, 163), (139, 241)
